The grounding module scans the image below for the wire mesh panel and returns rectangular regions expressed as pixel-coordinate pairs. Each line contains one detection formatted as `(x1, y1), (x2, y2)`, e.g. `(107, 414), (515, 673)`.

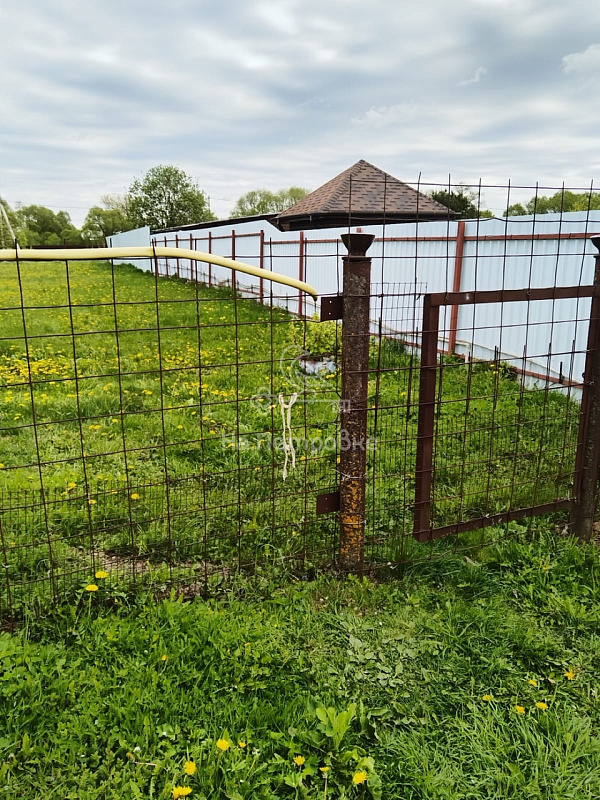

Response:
(4, 179), (600, 617)
(413, 287), (596, 543)
(0, 255), (335, 619)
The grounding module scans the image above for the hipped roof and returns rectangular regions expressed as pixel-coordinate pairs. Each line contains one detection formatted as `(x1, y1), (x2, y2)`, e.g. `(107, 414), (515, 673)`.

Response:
(271, 160), (454, 231)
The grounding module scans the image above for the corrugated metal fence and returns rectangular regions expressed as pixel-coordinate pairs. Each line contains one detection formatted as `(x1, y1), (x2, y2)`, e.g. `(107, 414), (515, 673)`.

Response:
(117, 212), (600, 392)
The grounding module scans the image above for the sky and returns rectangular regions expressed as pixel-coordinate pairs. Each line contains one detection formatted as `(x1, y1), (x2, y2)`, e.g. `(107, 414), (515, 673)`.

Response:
(2, 0), (600, 225)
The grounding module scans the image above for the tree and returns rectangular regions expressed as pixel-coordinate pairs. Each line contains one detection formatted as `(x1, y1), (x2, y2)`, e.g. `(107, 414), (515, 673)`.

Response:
(100, 193), (130, 215)
(230, 186), (310, 217)
(15, 205), (83, 246)
(82, 206), (133, 246)
(429, 186), (493, 219)
(504, 190), (600, 216)
(127, 165), (216, 230)
(504, 203), (527, 217)
(0, 197), (21, 247)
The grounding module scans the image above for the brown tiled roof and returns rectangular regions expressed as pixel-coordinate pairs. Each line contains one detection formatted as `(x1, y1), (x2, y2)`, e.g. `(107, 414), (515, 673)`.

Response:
(272, 160), (454, 231)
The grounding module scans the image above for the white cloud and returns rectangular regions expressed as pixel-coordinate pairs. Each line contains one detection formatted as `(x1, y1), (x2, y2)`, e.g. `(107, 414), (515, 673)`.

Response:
(562, 43), (600, 74)
(351, 104), (418, 129)
(458, 66), (487, 86)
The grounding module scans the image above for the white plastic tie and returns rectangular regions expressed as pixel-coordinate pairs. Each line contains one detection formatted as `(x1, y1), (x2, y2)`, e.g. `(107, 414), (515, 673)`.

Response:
(278, 392), (298, 480)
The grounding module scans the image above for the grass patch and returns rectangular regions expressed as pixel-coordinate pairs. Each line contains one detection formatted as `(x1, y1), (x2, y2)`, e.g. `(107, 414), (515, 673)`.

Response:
(0, 530), (599, 798)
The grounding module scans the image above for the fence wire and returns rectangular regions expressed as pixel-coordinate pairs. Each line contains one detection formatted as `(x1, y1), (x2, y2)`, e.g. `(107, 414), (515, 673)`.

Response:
(0, 255), (336, 618)
(2, 179), (600, 618)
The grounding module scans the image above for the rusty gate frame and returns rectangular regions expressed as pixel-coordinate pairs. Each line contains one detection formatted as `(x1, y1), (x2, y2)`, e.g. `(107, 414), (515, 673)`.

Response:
(413, 284), (600, 543)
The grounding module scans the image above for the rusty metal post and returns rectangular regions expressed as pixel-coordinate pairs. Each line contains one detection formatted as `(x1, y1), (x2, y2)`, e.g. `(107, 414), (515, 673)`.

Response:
(231, 229), (237, 292)
(298, 230), (305, 318)
(259, 229), (265, 303)
(572, 237), (600, 540)
(413, 294), (441, 540)
(339, 233), (374, 571)
(447, 220), (465, 355)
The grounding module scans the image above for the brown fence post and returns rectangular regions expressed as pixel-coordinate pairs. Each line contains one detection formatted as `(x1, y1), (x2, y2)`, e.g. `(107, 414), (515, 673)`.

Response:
(259, 229), (265, 303)
(231, 229), (237, 292)
(448, 220), (465, 355)
(573, 237), (600, 540)
(298, 230), (305, 318)
(189, 233), (195, 282)
(339, 232), (374, 571)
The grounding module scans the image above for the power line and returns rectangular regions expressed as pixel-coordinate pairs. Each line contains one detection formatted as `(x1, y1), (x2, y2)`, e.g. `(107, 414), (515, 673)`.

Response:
(6, 200), (92, 210)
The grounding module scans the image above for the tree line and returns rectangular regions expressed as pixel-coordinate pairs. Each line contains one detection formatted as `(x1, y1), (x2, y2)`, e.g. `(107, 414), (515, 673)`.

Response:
(0, 165), (310, 248)
(3, 168), (600, 249)
(429, 186), (600, 219)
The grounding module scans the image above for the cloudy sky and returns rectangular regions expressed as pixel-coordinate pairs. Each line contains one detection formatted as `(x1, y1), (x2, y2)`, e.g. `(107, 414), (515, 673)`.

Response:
(2, 0), (600, 224)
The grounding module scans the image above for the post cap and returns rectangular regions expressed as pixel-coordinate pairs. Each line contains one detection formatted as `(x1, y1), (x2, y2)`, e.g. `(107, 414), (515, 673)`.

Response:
(341, 233), (375, 257)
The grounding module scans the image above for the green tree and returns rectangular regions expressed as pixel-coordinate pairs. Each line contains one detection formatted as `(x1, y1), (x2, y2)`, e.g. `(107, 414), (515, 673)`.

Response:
(429, 187), (493, 219)
(15, 205), (83, 246)
(100, 193), (130, 215)
(82, 206), (133, 245)
(504, 203), (528, 217)
(0, 197), (22, 247)
(504, 190), (600, 216)
(230, 186), (309, 217)
(127, 165), (216, 230)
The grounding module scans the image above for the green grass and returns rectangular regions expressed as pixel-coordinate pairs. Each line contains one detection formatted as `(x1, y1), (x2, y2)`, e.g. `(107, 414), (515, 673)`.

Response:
(0, 260), (583, 615)
(1, 529), (599, 798)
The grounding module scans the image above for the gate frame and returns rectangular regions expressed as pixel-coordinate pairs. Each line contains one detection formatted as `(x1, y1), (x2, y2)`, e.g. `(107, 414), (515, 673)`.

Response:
(414, 284), (600, 543)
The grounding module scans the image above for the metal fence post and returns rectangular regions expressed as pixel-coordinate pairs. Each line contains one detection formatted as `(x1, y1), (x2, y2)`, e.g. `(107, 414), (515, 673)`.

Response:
(448, 220), (465, 355)
(573, 237), (600, 540)
(339, 232), (374, 571)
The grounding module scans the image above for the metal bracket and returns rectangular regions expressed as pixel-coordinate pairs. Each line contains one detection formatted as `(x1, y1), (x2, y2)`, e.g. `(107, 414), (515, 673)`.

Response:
(316, 491), (341, 515)
(320, 296), (344, 321)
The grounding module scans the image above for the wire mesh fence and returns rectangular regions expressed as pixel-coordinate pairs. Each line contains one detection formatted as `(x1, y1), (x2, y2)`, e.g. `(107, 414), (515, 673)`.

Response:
(2, 179), (600, 619)
(0, 253), (338, 618)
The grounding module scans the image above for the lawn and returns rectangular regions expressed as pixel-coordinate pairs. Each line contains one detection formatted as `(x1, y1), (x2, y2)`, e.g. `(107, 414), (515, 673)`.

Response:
(0, 259), (583, 616)
(0, 529), (599, 798)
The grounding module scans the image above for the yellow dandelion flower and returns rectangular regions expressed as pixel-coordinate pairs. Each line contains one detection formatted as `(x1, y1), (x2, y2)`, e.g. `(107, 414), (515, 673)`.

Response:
(161, 654), (168, 661)
(95, 570), (108, 579)
(216, 738), (230, 751)
(0, 464), (4, 469)
(564, 670), (575, 680)
(536, 701), (548, 710)
(320, 766), (330, 773)
(88, 499), (97, 505)
(130, 493), (140, 500)
(238, 740), (246, 748)
(515, 705), (525, 715)
(528, 679), (538, 687)
(172, 788), (192, 799)
(482, 694), (493, 702)
(353, 770), (368, 785)
(184, 761), (196, 776)
(85, 584), (99, 592)
(293, 755), (305, 766)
